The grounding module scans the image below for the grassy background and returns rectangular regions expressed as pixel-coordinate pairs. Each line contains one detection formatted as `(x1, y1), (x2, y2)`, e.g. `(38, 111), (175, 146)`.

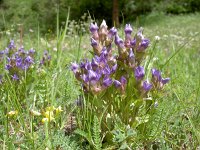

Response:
(0, 13), (200, 149)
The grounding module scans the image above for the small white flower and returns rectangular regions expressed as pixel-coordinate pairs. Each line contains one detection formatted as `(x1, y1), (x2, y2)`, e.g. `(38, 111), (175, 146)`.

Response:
(155, 36), (161, 41)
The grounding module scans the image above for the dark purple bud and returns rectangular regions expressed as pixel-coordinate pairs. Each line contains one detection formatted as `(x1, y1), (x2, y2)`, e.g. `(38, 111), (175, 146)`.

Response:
(5, 64), (12, 70)
(12, 74), (19, 80)
(124, 24), (133, 35)
(79, 61), (85, 69)
(18, 46), (26, 54)
(81, 74), (88, 82)
(129, 49), (134, 59)
(130, 39), (136, 47)
(115, 34), (124, 47)
(107, 27), (117, 39)
(138, 39), (150, 51)
(161, 78), (170, 84)
(91, 58), (98, 69)
(111, 64), (117, 73)
(114, 80), (121, 88)
(85, 62), (92, 70)
(120, 76), (127, 85)
(8, 40), (15, 49)
(103, 77), (113, 87)
(101, 47), (108, 57)
(88, 70), (97, 81)
(91, 38), (98, 47)
(16, 57), (23, 68)
(134, 66), (145, 81)
(70, 62), (79, 73)
(102, 65), (111, 75)
(28, 48), (35, 54)
(90, 23), (98, 33)
(25, 56), (34, 64)
(142, 81), (152, 91)
(152, 68), (161, 82)
(0, 51), (4, 55)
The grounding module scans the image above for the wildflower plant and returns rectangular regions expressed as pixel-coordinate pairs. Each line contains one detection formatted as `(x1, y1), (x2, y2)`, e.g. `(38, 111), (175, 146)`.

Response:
(71, 20), (170, 147)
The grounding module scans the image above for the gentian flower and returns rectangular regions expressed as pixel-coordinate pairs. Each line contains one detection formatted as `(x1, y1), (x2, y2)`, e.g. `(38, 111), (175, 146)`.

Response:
(137, 39), (150, 51)
(90, 23), (98, 33)
(115, 34), (124, 48)
(71, 62), (79, 74)
(12, 74), (19, 80)
(8, 40), (15, 49)
(142, 81), (152, 92)
(152, 68), (161, 82)
(103, 76), (113, 87)
(124, 24), (133, 35)
(161, 78), (170, 84)
(114, 80), (121, 88)
(107, 27), (117, 40)
(134, 66), (145, 81)
(152, 68), (170, 89)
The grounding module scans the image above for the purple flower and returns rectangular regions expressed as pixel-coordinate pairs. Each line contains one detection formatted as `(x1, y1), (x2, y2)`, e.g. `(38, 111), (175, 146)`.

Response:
(152, 68), (161, 82)
(15, 57), (23, 68)
(91, 58), (98, 69)
(142, 81), (152, 91)
(25, 56), (34, 64)
(130, 39), (136, 48)
(134, 66), (145, 81)
(85, 61), (92, 70)
(129, 49), (135, 64)
(5, 64), (12, 70)
(138, 39), (150, 51)
(124, 24), (133, 35)
(18, 46), (26, 54)
(120, 76), (127, 85)
(90, 23), (98, 33)
(88, 70), (97, 81)
(102, 65), (111, 75)
(111, 64), (117, 73)
(114, 80), (121, 88)
(11, 74), (19, 81)
(8, 40), (15, 49)
(115, 34), (124, 48)
(107, 27), (117, 39)
(91, 38), (98, 47)
(28, 48), (35, 54)
(161, 78), (170, 84)
(103, 77), (113, 87)
(70, 62), (79, 73)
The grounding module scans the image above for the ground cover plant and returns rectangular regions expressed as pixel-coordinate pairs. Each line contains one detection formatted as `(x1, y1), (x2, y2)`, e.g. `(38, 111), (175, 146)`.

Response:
(0, 13), (200, 149)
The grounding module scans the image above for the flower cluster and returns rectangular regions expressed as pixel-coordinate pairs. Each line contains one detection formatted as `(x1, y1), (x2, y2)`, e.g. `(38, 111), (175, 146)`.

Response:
(1, 41), (35, 80)
(0, 40), (52, 81)
(71, 47), (117, 94)
(40, 50), (51, 66)
(71, 20), (170, 97)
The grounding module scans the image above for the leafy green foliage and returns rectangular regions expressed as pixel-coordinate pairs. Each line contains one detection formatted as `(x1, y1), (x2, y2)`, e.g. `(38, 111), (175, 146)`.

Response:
(52, 131), (80, 150)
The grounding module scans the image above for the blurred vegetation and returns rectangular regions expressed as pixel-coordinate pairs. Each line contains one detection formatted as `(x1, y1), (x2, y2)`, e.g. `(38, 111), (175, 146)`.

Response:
(0, 0), (200, 33)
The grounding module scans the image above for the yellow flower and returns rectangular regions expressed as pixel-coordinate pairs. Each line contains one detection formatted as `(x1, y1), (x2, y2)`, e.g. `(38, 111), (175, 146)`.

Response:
(46, 106), (55, 111)
(42, 118), (49, 123)
(43, 110), (55, 122)
(7, 110), (18, 117)
(55, 106), (63, 115)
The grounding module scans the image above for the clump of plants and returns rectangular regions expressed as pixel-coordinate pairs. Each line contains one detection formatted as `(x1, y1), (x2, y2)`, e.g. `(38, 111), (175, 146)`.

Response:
(71, 20), (170, 149)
